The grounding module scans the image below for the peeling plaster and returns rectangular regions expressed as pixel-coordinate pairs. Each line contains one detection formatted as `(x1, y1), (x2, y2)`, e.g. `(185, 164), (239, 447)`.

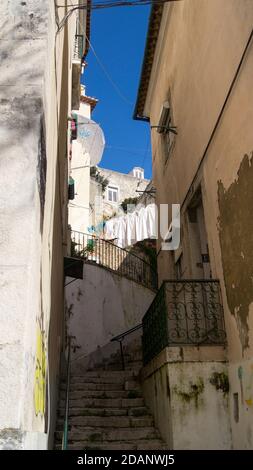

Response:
(218, 152), (253, 351)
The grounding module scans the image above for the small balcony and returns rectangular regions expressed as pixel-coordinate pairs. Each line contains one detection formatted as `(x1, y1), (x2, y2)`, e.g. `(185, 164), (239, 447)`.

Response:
(73, 34), (84, 63)
(142, 279), (226, 365)
(72, 34), (84, 110)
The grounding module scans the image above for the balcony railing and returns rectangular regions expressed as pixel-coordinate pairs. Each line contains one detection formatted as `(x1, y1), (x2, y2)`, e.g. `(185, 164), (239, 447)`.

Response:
(73, 34), (84, 62)
(70, 230), (158, 291)
(142, 280), (226, 365)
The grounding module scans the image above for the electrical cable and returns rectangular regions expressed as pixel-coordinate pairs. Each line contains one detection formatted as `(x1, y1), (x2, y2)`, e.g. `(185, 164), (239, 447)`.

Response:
(85, 34), (134, 105)
(56, 0), (181, 32)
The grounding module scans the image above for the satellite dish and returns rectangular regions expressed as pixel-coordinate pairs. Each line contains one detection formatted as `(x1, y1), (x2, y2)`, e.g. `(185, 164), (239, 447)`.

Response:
(76, 115), (105, 166)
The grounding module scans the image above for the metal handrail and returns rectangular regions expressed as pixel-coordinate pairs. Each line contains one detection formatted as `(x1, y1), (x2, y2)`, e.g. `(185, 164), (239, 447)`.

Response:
(110, 323), (143, 371)
(70, 230), (158, 291)
(111, 323), (142, 343)
(72, 230), (155, 269)
(62, 338), (71, 450)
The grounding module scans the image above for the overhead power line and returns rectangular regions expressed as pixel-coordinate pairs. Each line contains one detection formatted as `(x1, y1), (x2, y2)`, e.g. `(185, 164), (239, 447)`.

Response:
(56, 0), (182, 32)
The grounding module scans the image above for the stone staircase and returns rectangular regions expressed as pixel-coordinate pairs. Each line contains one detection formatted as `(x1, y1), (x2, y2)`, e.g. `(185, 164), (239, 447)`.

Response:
(55, 357), (167, 450)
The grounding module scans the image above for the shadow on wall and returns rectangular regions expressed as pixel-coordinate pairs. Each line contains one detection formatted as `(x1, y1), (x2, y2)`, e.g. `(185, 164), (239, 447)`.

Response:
(65, 263), (156, 364)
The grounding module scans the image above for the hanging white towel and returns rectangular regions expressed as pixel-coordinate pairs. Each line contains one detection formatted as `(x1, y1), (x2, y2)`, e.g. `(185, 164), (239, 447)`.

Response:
(146, 203), (158, 239)
(104, 218), (115, 240)
(104, 203), (157, 247)
(126, 212), (137, 247)
(114, 216), (127, 248)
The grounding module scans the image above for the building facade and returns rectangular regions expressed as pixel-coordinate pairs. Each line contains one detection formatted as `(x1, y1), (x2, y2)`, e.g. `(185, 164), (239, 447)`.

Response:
(135, 0), (253, 449)
(0, 0), (90, 449)
(68, 85), (105, 234)
(89, 166), (149, 230)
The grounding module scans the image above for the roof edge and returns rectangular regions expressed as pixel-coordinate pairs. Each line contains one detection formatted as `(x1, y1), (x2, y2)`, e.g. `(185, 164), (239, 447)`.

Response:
(83, 0), (91, 60)
(133, 4), (164, 121)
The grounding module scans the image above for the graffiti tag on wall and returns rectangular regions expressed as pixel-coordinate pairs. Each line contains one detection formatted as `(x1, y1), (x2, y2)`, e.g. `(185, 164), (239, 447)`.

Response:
(34, 325), (46, 416)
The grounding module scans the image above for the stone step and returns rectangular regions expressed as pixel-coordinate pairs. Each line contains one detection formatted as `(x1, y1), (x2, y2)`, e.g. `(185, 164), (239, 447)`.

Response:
(59, 389), (142, 402)
(55, 439), (167, 451)
(57, 406), (149, 418)
(89, 362), (142, 372)
(60, 397), (144, 408)
(55, 426), (159, 442)
(61, 376), (141, 390)
(58, 408), (127, 418)
(64, 372), (137, 383)
(61, 382), (126, 392)
(56, 415), (153, 429)
(74, 370), (137, 379)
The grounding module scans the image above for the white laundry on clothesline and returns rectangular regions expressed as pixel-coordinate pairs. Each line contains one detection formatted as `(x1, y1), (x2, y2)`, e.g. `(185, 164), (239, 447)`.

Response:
(103, 204), (158, 248)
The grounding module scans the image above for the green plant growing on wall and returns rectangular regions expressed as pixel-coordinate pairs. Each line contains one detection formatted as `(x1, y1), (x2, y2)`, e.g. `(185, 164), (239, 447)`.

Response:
(120, 197), (138, 213)
(137, 241), (157, 271)
(71, 239), (78, 257)
(173, 377), (204, 408)
(90, 166), (109, 193)
(209, 372), (229, 395)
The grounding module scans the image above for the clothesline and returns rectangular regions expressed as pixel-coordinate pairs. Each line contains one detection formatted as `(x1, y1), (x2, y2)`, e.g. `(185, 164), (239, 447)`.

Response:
(104, 203), (158, 248)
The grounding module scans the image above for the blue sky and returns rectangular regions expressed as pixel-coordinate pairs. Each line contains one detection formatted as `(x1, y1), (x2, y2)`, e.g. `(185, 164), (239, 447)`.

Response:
(82, 6), (152, 179)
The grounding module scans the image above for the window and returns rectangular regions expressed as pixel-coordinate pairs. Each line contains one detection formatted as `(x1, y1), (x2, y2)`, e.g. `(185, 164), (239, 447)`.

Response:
(163, 107), (175, 164)
(107, 186), (118, 203)
(157, 97), (176, 165)
(133, 169), (144, 179)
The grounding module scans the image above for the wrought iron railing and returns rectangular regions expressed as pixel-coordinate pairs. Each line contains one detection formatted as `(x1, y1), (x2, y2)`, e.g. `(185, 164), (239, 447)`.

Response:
(142, 280), (226, 365)
(70, 230), (158, 291)
(73, 34), (84, 62)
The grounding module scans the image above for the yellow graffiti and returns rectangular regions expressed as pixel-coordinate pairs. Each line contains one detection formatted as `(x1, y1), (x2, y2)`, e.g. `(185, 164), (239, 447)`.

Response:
(34, 326), (46, 416)
(245, 398), (252, 406)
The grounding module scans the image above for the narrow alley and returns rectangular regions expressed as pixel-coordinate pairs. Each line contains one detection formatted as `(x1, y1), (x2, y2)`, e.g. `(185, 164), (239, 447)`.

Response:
(0, 0), (253, 458)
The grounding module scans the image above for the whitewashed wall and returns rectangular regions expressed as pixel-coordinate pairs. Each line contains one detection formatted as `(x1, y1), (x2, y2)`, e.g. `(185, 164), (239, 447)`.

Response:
(65, 263), (155, 361)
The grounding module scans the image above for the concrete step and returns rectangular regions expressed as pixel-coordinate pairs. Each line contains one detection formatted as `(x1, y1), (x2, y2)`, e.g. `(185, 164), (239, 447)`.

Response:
(77, 370), (137, 379)
(56, 415), (153, 429)
(60, 397), (145, 409)
(59, 389), (142, 402)
(55, 439), (167, 450)
(61, 380), (141, 391)
(58, 408), (127, 418)
(65, 372), (137, 383)
(57, 406), (149, 418)
(61, 382), (126, 391)
(55, 426), (160, 442)
(90, 362), (142, 372)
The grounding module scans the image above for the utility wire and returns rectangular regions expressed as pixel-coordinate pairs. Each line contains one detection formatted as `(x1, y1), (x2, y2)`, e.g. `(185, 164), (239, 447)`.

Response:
(69, 3), (134, 106)
(57, 0), (180, 9)
(85, 35), (134, 105)
(56, 0), (181, 32)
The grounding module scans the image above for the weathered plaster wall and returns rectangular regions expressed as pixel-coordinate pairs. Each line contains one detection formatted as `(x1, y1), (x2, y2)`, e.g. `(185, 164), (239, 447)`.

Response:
(69, 98), (91, 234)
(143, 0), (253, 448)
(93, 168), (149, 219)
(0, 0), (78, 449)
(142, 347), (231, 449)
(228, 360), (253, 449)
(217, 154), (253, 352)
(65, 263), (155, 361)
